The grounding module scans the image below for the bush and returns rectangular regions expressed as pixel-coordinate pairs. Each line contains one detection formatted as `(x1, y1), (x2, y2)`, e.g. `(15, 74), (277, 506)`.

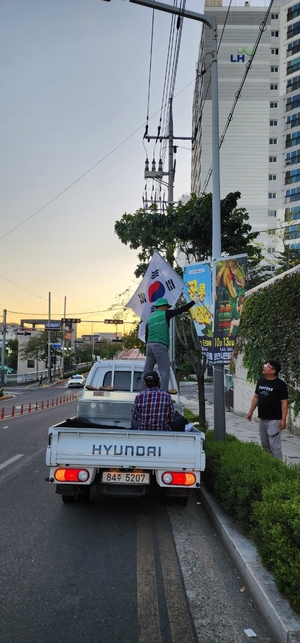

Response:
(252, 478), (300, 613)
(204, 430), (300, 613)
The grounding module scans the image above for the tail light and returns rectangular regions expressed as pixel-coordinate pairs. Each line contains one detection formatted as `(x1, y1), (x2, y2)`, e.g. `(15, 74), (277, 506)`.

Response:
(54, 468), (90, 482)
(161, 472), (196, 486)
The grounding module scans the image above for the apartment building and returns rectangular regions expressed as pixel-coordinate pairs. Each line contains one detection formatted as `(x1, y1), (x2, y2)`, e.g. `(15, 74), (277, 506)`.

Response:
(191, 0), (300, 258)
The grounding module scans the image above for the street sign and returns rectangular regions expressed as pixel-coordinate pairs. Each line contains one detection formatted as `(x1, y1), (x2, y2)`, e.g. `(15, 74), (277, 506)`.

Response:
(45, 321), (61, 330)
(61, 318), (81, 323)
(52, 343), (61, 349)
(104, 319), (123, 324)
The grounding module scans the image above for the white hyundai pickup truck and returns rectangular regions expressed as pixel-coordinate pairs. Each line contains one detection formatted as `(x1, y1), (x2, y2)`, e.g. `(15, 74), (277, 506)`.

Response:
(45, 359), (205, 506)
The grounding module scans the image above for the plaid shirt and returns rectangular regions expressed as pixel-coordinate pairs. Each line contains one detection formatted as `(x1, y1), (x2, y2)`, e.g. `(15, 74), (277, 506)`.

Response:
(131, 388), (175, 431)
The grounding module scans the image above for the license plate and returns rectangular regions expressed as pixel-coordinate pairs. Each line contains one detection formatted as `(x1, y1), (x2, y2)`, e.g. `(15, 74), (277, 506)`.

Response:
(102, 471), (150, 485)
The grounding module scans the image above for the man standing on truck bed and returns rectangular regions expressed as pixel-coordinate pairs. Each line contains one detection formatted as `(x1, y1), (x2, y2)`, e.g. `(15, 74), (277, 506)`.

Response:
(142, 296), (200, 391)
(132, 371), (186, 431)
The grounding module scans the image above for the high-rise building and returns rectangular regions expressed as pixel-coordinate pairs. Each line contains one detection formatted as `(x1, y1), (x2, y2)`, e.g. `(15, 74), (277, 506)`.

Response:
(191, 0), (300, 260)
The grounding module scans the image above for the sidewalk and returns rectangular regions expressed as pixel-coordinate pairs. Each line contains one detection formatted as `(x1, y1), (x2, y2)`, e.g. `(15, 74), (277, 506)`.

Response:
(180, 394), (300, 643)
(182, 393), (300, 465)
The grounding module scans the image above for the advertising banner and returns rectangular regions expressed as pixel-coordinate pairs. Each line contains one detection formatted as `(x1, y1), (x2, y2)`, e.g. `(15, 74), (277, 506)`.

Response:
(183, 262), (213, 361)
(213, 254), (247, 363)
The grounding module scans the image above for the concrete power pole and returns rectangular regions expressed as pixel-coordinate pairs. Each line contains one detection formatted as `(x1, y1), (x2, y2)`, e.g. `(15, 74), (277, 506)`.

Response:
(144, 97), (191, 374)
(1, 309), (7, 386)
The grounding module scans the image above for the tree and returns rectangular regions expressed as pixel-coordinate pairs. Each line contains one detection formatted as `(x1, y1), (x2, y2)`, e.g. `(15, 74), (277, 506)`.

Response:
(274, 246), (300, 275)
(19, 331), (63, 374)
(115, 192), (262, 276)
(122, 324), (146, 353)
(6, 339), (18, 372)
(115, 192), (262, 425)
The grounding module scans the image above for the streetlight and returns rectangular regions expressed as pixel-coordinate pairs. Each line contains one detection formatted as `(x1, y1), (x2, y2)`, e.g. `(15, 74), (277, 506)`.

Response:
(102, 0), (225, 439)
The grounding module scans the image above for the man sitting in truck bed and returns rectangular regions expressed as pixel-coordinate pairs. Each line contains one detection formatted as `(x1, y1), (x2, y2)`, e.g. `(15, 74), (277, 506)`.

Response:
(131, 371), (186, 432)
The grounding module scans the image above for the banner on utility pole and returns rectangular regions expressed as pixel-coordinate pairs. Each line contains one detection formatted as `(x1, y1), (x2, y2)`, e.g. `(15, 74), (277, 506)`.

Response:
(126, 251), (185, 342)
(183, 262), (213, 362)
(213, 254), (247, 364)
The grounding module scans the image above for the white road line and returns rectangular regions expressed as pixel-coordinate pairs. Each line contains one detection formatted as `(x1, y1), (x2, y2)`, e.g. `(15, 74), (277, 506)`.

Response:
(0, 454), (24, 470)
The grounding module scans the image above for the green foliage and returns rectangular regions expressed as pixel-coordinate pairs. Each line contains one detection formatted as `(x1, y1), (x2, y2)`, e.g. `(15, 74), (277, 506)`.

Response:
(122, 324), (146, 354)
(6, 339), (18, 371)
(236, 270), (300, 417)
(274, 246), (300, 275)
(115, 192), (262, 277)
(184, 408), (199, 424)
(252, 479), (300, 613)
(204, 430), (300, 613)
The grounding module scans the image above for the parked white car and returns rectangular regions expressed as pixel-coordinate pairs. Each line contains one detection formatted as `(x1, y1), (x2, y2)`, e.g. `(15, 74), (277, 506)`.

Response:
(67, 374), (86, 388)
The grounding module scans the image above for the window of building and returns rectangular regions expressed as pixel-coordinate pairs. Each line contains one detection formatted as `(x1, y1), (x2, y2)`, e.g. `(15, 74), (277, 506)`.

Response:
(271, 13), (279, 19)
(286, 206), (300, 220)
(287, 75), (300, 92)
(287, 112), (300, 128)
(271, 48), (279, 55)
(267, 247), (276, 254)
(287, 4), (300, 22)
(269, 138), (278, 144)
(267, 229), (275, 235)
(285, 224), (300, 240)
(287, 39), (300, 57)
(268, 192), (277, 198)
(286, 187), (300, 202)
(271, 31), (279, 37)
(286, 168), (300, 184)
(285, 151), (300, 165)
(270, 101), (278, 108)
(271, 66), (279, 73)
(270, 84), (278, 90)
(286, 131), (300, 147)
(270, 120), (278, 126)
(287, 93), (300, 111)
(269, 156), (277, 162)
(268, 210), (277, 217)
(287, 57), (300, 75)
(269, 175), (277, 180)
(287, 21), (300, 39)
(27, 359), (34, 369)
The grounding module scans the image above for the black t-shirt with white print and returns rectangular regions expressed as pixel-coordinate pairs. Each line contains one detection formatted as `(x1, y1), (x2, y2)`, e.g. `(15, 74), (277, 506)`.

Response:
(255, 376), (288, 420)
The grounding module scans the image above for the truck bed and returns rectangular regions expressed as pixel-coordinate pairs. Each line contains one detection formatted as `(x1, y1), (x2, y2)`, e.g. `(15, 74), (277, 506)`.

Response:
(46, 421), (205, 471)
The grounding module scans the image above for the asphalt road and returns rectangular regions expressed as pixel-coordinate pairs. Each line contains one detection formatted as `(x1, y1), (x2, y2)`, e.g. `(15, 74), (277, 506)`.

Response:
(0, 394), (273, 643)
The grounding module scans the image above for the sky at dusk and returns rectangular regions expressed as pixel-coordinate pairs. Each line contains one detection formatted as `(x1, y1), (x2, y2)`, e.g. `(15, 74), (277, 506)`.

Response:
(0, 0), (270, 336)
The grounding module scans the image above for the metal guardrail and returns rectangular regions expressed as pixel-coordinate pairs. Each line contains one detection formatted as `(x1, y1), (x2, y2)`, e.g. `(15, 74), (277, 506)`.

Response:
(3, 361), (93, 385)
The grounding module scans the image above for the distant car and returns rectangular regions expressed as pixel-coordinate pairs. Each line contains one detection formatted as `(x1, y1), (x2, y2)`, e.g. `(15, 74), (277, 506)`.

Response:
(67, 374), (86, 388)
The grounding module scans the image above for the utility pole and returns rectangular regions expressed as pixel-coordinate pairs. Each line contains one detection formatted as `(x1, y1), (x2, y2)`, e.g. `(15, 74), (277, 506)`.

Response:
(1, 309), (7, 386)
(61, 296), (66, 377)
(48, 293), (51, 382)
(144, 97), (191, 373)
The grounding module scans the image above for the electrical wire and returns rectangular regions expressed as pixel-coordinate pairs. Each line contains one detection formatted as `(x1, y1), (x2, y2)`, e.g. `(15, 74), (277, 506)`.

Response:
(193, 0), (233, 144)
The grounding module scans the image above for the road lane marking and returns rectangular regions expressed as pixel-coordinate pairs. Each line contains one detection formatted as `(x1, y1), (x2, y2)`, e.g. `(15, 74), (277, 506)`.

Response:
(0, 454), (24, 470)
(137, 514), (162, 643)
(156, 506), (197, 643)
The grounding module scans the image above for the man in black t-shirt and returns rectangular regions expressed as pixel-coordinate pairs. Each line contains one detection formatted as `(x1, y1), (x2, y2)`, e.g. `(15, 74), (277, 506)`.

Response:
(247, 360), (288, 459)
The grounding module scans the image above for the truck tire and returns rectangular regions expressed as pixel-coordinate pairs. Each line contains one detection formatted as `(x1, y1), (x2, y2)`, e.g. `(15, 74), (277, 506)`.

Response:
(78, 487), (91, 503)
(62, 494), (76, 504)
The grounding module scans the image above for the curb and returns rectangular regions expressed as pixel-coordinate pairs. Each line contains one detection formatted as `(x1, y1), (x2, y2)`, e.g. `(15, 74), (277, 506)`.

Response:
(198, 486), (300, 643)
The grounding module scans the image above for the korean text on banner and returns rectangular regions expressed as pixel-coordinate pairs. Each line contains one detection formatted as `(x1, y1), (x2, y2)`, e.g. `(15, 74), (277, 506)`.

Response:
(183, 263), (213, 362)
(126, 251), (185, 342)
(214, 254), (247, 364)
